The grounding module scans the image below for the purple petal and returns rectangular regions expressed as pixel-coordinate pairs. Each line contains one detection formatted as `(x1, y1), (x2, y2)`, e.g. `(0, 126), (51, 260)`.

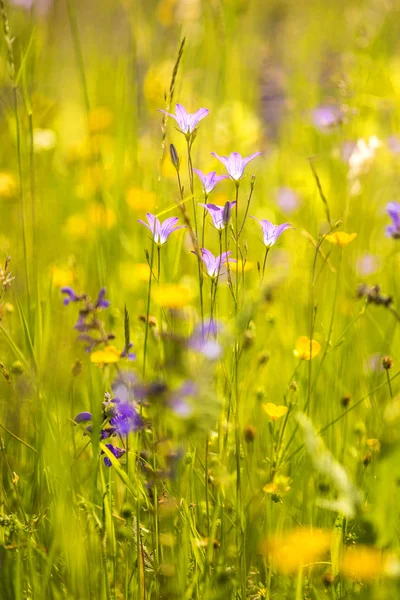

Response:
(188, 108), (210, 132)
(242, 151), (262, 167)
(74, 412), (92, 423)
(95, 287), (110, 309)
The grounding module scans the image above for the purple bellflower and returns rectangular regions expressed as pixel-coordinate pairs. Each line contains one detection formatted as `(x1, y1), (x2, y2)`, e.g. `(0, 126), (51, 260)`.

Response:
(138, 213), (185, 245)
(159, 104), (209, 136)
(193, 169), (228, 195)
(211, 151), (262, 181)
(195, 248), (236, 279)
(199, 201), (236, 230)
(386, 202), (400, 238)
(250, 216), (293, 248)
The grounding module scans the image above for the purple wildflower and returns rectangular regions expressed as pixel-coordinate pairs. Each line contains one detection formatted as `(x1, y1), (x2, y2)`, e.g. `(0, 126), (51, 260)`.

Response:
(311, 105), (343, 131)
(109, 401), (142, 435)
(193, 169), (228, 195)
(74, 412), (92, 424)
(61, 287), (85, 306)
(195, 248), (236, 279)
(250, 216), (293, 248)
(169, 381), (198, 418)
(211, 151), (262, 181)
(94, 287), (110, 309)
(138, 213), (185, 245)
(276, 187), (299, 214)
(120, 342), (136, 361)
(189, 318), (222, 360)
(102, 444), (126, 467)
(386, 202), (400, 238)
(199, 201), (236, 230)
(159, 103), (209, 135)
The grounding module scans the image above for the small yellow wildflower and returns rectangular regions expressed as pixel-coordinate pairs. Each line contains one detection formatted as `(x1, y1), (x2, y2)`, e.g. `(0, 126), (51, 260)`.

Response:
(126, 186), (156, 212)
(64, 214), (89, 239)
(294, 336), (321, 360)
(325, 232), (357, 248)
(340, 545), (399, 581)
(51, 265), (74, 287)
(262, 527), (331, 574)
(262, 402), (288, 421)
(366, 438), (381, 452)
(0, 173), (16, 200)
(87, 106), (113, 134)
(152, 284), (195, 309)
(90, 345), (120, 365)
(263, 474), (291, 495)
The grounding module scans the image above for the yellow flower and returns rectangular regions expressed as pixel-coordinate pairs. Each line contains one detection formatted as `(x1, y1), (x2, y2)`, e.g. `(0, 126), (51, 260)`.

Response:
(294, 336), (321, 360)
(0, 173), (17, 200)
(88, 203), (116, 229)
(237, 259), (255, 272)
(87, 106), (113, 134)
(340, 546), (400, 581)
(64, 214), (89, 239)
(263, 474), (291, 495)
(366, 438), (381, 452)
(152, 284), (195, 309)
(51, 265), (74, 287)
(262, 402), (288, 421)
(262, 528), (331, 574)
(126, 186), (156, 212)
(119, 261), (150, 290)
(325, 232), (357, 248)
(90, 345), (120, 365)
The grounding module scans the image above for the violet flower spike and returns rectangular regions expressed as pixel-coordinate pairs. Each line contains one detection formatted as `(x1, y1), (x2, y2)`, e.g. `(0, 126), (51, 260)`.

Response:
(211, 151), (262, 181)
(199, 202), (236, 230)
(194, 248), (236, 279)
(159, 104), (210, 136)
(250, 216), (293, 248)
(61, 287), (85, 306)
(138, 213), (185, 245)
(386, 202), (400, 238)
(94, 287), (110, 309)
(193, 169), (228, 195)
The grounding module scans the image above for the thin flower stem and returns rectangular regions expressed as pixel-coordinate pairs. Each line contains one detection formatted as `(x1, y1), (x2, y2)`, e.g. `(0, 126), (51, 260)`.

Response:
(187, 138), (204, 324)
(157, 246), (161, 283)
(260, 247), (270, 286)
(237, 177), (255, 239)
(387, 369), (393, 399)
(142, 235), (156, 377)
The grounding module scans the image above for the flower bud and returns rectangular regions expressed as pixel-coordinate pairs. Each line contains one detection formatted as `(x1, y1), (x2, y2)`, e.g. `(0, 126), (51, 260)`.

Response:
(10, 361), (23, 376)
(71, 360), (83, 377)
(222, 201), (232, 227)
(169, 143), (180, 171)
(243, 424), (256, 443)
(382, 355), (394, 370)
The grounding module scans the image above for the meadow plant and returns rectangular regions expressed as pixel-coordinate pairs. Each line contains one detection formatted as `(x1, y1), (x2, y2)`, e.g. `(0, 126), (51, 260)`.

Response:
(3, 2), (400, 600)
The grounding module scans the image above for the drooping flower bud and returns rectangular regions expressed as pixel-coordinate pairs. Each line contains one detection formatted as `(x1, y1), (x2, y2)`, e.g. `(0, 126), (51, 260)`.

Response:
(169, 143), (180, 171)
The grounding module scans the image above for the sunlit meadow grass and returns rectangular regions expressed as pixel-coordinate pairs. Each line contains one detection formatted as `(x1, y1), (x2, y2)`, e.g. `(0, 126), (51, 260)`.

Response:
(2, 1), (400, 599)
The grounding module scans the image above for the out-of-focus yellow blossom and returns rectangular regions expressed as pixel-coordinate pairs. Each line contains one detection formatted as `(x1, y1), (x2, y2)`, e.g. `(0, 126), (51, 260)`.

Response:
(143, 61), (174, 109)
(90, 345), (120, 365)
(64, 214), (89, 239)
(159, 533), (176, 547)
(152, 284), (195, 309)
(51, 265), (74, 287)
(88, 203), (116, 229)
(294, 336), (321, 360)
(263, 474), (291, 495)
(33, 128), (57, 152)
(262, 528), (331, 574)
(162, 155), (178, 179)
(156, 0), (177, 26)
(87, 107), (113, 134)
(366, 438), (381, 452)
(0, 173), (17, 200)
(119, 262), (150, 290)
(214, 101), (262, 150)
(262, 402), (288, 421)
(340, 545), (400, 581)
(325, 232), (357, 248)
(237, 259), (255, 272)
(126, 186), (156, 212)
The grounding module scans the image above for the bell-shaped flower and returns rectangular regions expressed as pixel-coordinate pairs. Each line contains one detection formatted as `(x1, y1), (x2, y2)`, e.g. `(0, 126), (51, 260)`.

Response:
(250, 216), (292, 248)
(159, 103), (209, 135)
(211, 151), (262, 181)
(138, 213), (185, 245)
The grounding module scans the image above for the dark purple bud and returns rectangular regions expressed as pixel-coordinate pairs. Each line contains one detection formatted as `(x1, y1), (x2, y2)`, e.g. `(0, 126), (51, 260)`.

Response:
(74, 412), (92, 424)
(222, 201), (232, 227)
(169, 143), (180, 170)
